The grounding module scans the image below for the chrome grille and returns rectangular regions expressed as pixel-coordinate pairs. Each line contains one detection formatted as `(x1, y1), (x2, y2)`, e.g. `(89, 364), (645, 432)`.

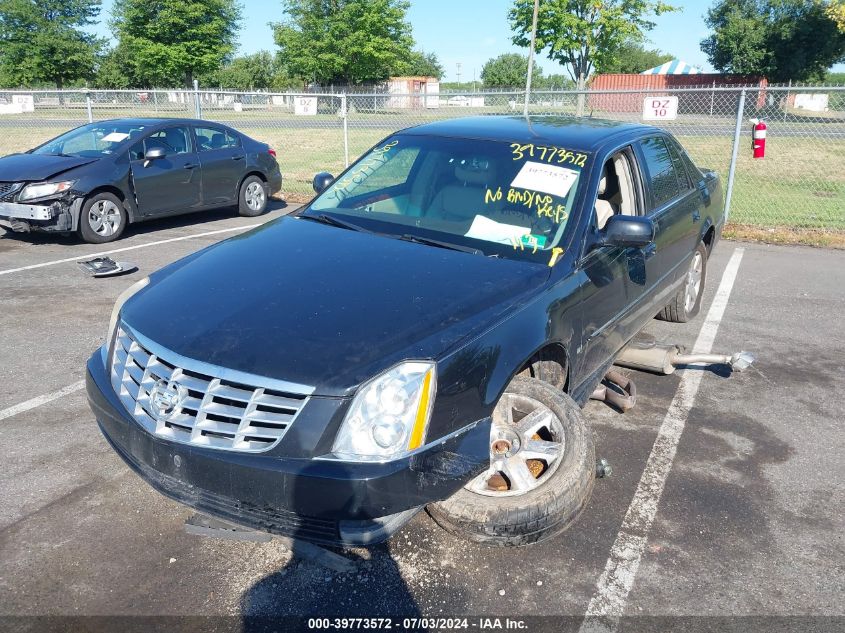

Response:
(0, 182), (23, 201)
(110, 324), (313, 452)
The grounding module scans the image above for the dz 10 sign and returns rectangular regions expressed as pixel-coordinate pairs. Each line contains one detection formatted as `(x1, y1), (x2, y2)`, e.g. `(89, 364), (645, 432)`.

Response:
(642, 96), (679, 121)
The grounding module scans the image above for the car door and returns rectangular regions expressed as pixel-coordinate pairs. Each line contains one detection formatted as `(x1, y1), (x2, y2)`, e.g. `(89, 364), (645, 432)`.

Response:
(574, 163), (638, 386)
(193, 125), (245, 207)
(129, 125), (202, 217)
(633, 135), (698, 303)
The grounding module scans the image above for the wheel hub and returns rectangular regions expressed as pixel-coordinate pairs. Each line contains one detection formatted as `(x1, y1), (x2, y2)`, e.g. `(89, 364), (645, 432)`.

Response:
(491, 428), (521, 458)
(465, 393), (565, 498)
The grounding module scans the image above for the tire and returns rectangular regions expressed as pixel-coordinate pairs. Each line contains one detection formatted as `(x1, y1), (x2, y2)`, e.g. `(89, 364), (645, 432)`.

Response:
(657, 242), (707, 323)
(238, 175), (268, 217)
(427, 376), (595, 546)
(78, 192), (127, 244)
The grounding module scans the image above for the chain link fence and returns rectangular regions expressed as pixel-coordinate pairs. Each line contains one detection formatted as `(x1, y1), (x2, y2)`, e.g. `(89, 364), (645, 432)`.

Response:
(1, 85), (842, 239)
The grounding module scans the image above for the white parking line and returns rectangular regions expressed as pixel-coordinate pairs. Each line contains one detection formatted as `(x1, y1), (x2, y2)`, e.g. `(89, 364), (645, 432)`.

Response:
(0, 224), (259, 277)
(0, 380), (86, 422)
(580, 247), (745, 632)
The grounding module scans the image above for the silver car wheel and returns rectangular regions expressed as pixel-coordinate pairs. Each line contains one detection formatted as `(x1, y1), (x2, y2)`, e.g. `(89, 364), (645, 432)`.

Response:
(88, 199), (122, 237)
(465, 392), (565, 498)
(684, 250), (703, 312)
(245, 181), (265, 211)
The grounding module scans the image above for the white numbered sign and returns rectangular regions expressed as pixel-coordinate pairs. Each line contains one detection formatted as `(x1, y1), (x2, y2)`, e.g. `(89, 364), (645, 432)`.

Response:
(642, 96), (678, 121)
(294, 96), (318, 116)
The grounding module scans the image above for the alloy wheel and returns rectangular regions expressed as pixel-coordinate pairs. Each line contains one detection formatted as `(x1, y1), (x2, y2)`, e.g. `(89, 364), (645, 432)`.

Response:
(684, 250), (703, 313)
(465, 392), (565, 497)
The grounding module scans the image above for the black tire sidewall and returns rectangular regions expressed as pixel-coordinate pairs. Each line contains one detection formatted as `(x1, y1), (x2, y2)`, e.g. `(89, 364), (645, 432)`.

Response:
(78, 193), (127, 244)
(239, 175), (268, 217)
(428, 376), (595, 546)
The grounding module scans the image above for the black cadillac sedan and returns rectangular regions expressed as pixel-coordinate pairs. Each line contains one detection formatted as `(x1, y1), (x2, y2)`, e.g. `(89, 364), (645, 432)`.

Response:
(87, 116), (724, 546)
(0, 118), (281, 243)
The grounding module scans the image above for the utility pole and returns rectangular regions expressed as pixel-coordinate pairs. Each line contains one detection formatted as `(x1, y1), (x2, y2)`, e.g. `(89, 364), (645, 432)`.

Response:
(523, 0), (539, 117)
(456, 62), (462, 86)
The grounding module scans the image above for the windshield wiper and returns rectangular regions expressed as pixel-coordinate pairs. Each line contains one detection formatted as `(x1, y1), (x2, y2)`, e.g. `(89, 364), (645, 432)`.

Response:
(398, 234), (483, 256)
(298, 213), (370, 233)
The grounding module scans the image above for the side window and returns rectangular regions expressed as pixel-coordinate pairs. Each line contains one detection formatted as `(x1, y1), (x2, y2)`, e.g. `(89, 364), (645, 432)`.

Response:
(640, 136), (681, 210)
(143, 126), (192, 156)
(194, 126), (240, 152)
(665, 137), (693, 192)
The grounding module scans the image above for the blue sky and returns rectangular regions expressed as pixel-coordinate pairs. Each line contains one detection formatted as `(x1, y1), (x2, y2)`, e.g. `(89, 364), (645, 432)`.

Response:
(91, 0), (843, 81)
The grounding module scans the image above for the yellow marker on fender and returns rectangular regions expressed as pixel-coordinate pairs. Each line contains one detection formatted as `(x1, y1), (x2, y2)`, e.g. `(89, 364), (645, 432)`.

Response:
(408, 370), (433, 450)
(548, 247), (564, 267)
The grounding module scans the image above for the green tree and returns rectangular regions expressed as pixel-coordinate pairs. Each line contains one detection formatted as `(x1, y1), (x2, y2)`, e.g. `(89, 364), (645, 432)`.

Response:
(508, 0), (677, 88)
(701, 0), (845, 81)
(94, 46), (132, 88)
(405, 50), (444, 79)
(272, 0), (414, 85)
(535, 73), (576, 89)
(210, 51), (277, 90)
(600, 39), (673, 73)
(110, 0), (242, 88)
(0, 0), (103, 89)
(480, 53), (543, 88)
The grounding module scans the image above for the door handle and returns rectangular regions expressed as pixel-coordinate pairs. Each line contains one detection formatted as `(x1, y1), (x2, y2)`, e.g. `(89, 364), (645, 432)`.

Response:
(692, 210), (701, 223)
(642, 243), (657, 259)
(183, 163), (198, 169)
(232, 155), (245, 161)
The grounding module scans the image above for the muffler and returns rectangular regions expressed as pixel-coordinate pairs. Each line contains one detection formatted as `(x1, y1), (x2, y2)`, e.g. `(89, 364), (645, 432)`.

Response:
(615, 338), (755, 375)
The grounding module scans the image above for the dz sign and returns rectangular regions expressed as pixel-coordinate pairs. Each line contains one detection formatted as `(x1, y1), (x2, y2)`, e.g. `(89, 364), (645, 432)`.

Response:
(642, 96), (679, 121)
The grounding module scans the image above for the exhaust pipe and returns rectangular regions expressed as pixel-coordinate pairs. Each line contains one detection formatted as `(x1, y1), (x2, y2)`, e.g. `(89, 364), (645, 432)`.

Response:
(615, 340), (755, 375)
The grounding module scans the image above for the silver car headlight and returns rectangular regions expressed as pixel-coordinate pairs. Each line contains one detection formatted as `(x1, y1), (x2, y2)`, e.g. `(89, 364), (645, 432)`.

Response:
(107, 276), (150, 344)
(330, 361), (436, 461)
(19, 180), (75, 201)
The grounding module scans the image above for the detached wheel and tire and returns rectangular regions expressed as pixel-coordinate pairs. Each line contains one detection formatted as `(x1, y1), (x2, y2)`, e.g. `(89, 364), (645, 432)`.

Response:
(428, 376), (595, 546)
(657, 241), (707, 323)
(238, 175), (268, 217)
(78, 192), (127, 244)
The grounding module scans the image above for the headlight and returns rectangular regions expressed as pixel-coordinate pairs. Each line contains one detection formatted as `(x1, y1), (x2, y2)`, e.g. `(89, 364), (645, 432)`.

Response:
(107, 276), (150, 344)
(19, 180), (75, 201)
(331, 361), (436, 461)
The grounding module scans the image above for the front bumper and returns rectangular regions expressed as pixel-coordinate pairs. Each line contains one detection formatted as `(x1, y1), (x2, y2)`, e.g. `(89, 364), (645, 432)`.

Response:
(86, 353), (490, 546)
(0, 199), (76, 232)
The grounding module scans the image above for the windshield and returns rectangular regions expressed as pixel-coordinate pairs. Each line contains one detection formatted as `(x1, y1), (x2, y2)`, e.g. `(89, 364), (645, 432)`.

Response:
(308, 134), (589, 262)
(32, 122), (147, 158)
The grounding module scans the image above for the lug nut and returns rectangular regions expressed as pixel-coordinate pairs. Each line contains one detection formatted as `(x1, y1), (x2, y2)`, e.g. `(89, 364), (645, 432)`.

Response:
(491, 439), (511, 455)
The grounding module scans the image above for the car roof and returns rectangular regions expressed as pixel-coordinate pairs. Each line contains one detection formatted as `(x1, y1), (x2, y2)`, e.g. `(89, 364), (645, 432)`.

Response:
(399, 116), (658, 152)
(91, 117), (230, 129)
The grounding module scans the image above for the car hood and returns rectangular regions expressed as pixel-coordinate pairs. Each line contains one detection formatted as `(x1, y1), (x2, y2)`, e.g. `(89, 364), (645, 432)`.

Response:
(122, 216), (550, 396)
(0, 153), (99, 181)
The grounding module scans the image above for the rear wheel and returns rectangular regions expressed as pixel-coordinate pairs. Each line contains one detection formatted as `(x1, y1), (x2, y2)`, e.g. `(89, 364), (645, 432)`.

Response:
(657, 242), (707, 323)
(238, 175), (268, 217)
(427, 376), (595, 546)
(78, 192), (127, 244)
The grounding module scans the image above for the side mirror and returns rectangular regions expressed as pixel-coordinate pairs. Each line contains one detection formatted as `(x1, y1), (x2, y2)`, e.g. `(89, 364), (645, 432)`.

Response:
(312, 172), (335, 194)
(598, 215), (655, 249)
(144, 147), (166, 161)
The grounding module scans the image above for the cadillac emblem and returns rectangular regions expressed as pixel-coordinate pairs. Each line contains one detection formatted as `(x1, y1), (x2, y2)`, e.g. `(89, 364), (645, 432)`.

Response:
(149, 379), (188, 421)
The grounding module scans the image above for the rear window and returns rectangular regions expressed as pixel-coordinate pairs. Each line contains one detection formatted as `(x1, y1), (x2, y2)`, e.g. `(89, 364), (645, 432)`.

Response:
(640, 136), (681, 209)
(194, 126), (241, 151)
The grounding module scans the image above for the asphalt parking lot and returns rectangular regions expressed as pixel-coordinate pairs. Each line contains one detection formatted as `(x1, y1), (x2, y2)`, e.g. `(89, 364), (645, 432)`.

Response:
(0, 208), (843, 630)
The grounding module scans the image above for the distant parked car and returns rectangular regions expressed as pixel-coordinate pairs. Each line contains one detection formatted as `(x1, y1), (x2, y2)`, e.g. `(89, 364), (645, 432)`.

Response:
(0, 118), (281, 243)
